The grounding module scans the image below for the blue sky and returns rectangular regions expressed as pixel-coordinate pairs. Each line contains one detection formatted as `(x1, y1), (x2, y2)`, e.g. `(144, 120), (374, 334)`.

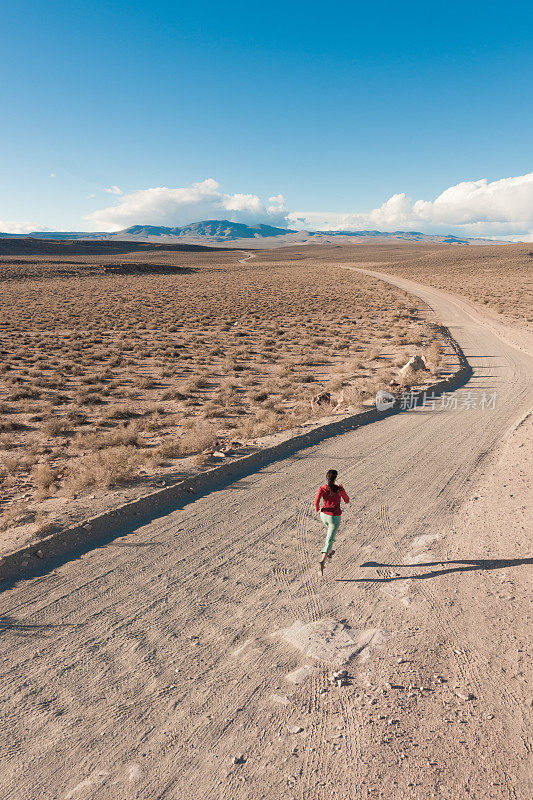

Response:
(2, 0), (533, 237)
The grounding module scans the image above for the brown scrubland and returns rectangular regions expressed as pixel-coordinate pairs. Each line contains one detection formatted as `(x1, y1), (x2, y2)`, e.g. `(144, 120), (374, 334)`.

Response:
(349, 242), (532, 328)
(0, 243), (450, 542)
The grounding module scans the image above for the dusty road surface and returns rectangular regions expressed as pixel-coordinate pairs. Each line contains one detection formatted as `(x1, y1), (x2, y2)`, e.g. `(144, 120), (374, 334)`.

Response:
(1, 271), (532, 800)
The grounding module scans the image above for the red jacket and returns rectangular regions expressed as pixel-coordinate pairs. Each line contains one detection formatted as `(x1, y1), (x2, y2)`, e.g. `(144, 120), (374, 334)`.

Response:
(314, 485), (350, 516)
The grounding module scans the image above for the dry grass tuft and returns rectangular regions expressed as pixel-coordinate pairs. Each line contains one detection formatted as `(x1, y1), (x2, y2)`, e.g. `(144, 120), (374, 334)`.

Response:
(65, 446), (144, 491)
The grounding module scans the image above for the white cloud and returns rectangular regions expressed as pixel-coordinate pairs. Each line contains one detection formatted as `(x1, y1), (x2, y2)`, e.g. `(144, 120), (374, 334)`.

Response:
(267, 194), (286, 215)
(0, 221), (46, 234)
(288, 172), (533, 240)
(7, 172), (533, 240)
(85, 179), (289, 231)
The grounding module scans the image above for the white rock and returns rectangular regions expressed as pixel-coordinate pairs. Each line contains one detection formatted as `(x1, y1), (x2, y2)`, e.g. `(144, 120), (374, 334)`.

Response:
(399, 354), (428, 375)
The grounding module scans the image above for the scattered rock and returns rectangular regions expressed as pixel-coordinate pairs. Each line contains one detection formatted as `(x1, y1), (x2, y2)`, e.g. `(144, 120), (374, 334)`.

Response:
(399, 354), (427, 375)
(287, 725), (304, 734)
(34, 549), (44, 559)
(328, 669), (350, 687)
(270, 694), (290, 706)
(455, 690), (475, 702)
(312, 391), (331, 406)
(82, 523), (92, 531)
(232, 754), (246, 765)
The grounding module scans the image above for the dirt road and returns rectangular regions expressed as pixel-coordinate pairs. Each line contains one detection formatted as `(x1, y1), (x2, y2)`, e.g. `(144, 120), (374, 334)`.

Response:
(1, 272), (532, 800)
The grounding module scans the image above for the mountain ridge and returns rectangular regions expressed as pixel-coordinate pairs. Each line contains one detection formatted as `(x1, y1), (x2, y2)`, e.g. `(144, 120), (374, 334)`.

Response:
(0, 219), (507, 246)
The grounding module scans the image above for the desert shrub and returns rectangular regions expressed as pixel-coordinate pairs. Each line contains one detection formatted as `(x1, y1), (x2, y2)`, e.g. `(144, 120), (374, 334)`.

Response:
(7, 387), (42, 401)
(161, 388), (186, 401)
(0, 501), (36, 531)
(251, 391), (269, 402)
(34, 511), (55, 536)
(132, 375), (157, 389)
(185, 376), (209, 392)
(75, 390), (104, 405)
(66, 410), (89, 425)
(426, 341), (443, 363)
(1, 454), (34, 476)
(73, 422), (139, 451)
(336, 385), (365, 408)
(41, 418), (69, 437)
(0, 420), (20, 433)
(65, 446), (143, 492)
(101, 404), (139, 420)
(32, 463), (58, 491)
(156, 425), (217, 459)
(202, 402), (226, 419)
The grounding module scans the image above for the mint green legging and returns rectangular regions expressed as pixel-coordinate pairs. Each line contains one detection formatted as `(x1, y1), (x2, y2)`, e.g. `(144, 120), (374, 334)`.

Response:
(320, 512), (341, 554)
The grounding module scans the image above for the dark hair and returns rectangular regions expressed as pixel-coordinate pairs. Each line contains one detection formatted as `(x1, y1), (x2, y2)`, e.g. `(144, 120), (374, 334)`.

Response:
(326, 469), (339, 493)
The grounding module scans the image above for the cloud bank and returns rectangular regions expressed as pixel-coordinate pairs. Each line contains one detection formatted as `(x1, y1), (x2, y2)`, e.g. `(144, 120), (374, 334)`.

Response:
(289, 172), (533, 240)
(4, 173), (533, 240)
(85, 178), (288, 231)
(84, 172), (533, 240)
(0, 220), (47, 234)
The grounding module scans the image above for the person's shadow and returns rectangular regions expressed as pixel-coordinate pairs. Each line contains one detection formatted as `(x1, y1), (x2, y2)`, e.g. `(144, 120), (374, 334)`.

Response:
(336, 558), (533, 583)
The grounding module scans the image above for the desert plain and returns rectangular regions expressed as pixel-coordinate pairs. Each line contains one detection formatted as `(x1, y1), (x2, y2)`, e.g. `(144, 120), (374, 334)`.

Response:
(0, 240), (531, 800)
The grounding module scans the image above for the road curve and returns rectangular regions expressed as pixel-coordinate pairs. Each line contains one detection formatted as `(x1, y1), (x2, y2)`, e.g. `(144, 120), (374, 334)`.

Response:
(1, 272), (532, 800)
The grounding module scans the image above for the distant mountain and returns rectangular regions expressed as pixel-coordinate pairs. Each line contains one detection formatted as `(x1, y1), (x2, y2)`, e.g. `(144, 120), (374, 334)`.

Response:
(112, 220), (298, 240)
(0, 220), (506, 247)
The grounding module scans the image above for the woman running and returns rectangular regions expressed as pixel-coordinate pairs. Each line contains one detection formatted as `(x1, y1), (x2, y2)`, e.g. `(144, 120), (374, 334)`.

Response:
(314, 469), (350, 574)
